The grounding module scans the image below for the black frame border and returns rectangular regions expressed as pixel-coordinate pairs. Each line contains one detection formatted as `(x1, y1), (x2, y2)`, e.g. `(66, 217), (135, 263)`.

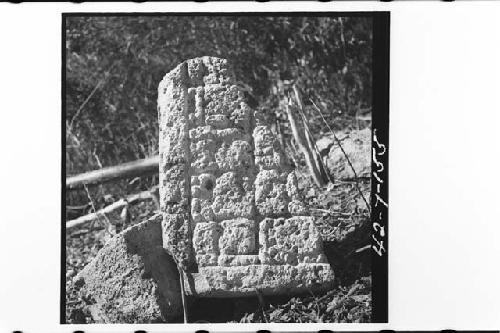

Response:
(371, 11), (390, 323)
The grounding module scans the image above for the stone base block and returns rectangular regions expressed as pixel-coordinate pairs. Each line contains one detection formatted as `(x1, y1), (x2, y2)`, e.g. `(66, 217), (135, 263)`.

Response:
(184, 263), (334, 297)
(74, 214), (182, 323)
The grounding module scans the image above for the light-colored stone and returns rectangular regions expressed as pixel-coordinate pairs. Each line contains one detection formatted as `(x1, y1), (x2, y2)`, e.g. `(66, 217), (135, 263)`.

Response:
(211, 172), (255, 221)
(158, 61), (193, 270)
(253, 125), (280, 157)
(215, 140), (253, 172)
(74, 214), (182, 323)
(320, 128), (371, 179)
(259, 216), (327, 265)
(196, 253), (219, 267)
(158, 57), (334, 296)
(219, 218), (256, 255)
(254, 169), (290, 216)
(186, 263), (334, 297)
(218, 254), (261, 267)
(193, 222), (222, 256)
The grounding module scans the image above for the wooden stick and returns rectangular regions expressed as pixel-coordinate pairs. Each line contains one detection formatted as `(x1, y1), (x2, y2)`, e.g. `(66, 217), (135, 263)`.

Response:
(287, 141), (301, 171)
(66, 203), (90, 212)
(285, 96), (326, 188)
(66, 155), (159, 190)
(179, 268), (188, 323)
(66, 186), (159, 230)
(292, 85), (331, 184)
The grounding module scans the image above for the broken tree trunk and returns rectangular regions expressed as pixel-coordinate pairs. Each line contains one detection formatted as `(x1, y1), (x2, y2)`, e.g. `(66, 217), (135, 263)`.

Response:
(292, 85), (331, 184)
(66, 156), (160, 190)
(285, 97), (327, 188)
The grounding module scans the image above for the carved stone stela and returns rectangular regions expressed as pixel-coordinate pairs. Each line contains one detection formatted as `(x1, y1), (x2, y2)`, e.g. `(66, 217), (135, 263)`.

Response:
(158, 57), (334, 297)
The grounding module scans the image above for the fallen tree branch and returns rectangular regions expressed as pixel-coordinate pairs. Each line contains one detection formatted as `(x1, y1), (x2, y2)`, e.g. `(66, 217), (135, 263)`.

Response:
(83, 184), (114, 236)
(293, 85), (332, 184)
(66, 203), (90, 212)
(66, 155), (159, 190)
(66, 185), (159, 230)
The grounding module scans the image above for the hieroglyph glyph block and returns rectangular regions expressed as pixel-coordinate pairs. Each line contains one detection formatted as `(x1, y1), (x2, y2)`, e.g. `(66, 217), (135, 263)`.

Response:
(158, 57), (334, 297)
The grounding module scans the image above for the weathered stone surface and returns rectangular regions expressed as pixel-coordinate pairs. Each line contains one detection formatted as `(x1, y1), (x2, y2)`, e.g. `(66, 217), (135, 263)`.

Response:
(255, 169), (290, 216)
(193, 222), (222, 257)
(218, 254), (260, 267)
(190, 137), (217, 174)
(319, 128), (371, 180)
(74, 214), (182, 323)
(219, 218), (256, 255)
(159, 56), (334, 297)
(212, 172), (255, 221)
(190, 172), (216, 223)
(259, 217), (327, 265)
(286, 172), (308, 215)
(187, 264), (334, 297)
(215, 140), (253, 172)
(158, 61), (193, 269)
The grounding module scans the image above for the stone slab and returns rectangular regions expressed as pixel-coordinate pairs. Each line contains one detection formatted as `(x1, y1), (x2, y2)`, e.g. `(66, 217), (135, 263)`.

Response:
(184, 263), (334, 297)
(158, 56), (335, 297)
(73, 214), (182, 323)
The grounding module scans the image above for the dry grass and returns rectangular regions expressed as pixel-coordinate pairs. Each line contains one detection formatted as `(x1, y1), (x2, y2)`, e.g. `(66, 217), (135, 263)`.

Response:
(65, 131), (372, 324)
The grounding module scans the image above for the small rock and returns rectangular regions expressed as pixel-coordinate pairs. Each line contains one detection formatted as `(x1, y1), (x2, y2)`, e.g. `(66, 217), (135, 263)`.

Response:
(320, 128), (371, 180)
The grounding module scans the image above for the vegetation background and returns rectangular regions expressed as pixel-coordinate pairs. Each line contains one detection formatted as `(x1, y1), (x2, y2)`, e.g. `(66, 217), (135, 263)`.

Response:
(65, 15), (373, 323)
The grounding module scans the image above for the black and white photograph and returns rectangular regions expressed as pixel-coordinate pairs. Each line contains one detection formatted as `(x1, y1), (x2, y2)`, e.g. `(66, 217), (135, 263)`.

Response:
(63, 13), (389, 324)
(1, 2), (500, 332)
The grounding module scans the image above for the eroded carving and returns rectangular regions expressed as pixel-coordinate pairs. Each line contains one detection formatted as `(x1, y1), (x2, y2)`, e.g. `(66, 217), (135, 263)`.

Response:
(158, 56), (334, 296)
